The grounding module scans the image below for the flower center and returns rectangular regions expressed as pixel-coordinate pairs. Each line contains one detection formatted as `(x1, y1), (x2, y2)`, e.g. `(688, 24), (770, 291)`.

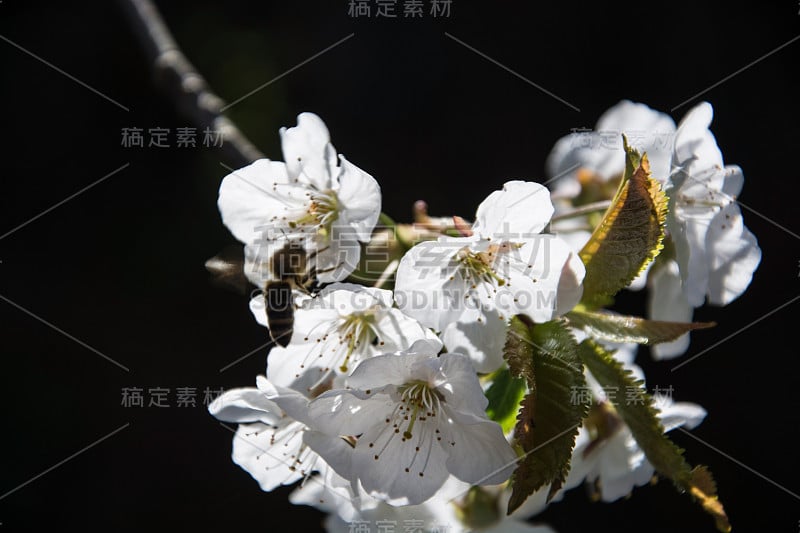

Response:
(337, 310), (378, 373)
(397, 380), (444, 439)
(457, 244), (517, 287)
(289, 189), (340, 238)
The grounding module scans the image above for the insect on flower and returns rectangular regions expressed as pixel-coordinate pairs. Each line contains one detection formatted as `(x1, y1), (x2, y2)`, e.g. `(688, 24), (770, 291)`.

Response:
(207, 237), (341, 347)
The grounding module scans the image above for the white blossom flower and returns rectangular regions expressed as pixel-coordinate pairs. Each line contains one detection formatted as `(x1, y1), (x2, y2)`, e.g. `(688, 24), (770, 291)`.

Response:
(546, 101), (760, 359)
(578, 395), (706, 502)
(249, 283), (438, 392)
(666, 103), (762, 305)
(394, 181), (585, 373)
(303, 339), (518, 506)
(546, 100), (677, 199)
(208, 376), (326, 491)
(321, 481), (558, 533)
(573, 341), (706, 500)
(647, 102), (761, 358)
(218, 112), (382, 285)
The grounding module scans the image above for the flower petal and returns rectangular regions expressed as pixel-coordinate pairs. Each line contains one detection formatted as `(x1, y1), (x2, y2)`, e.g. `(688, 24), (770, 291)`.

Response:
(496, 236), (575, 323)
(648, 259), (692, 359)
(394, 238), (469, 330)
(555, 250), (586, 316)
(430, 353), (488, 414)
(375, 308), (439, 354)
(218, 159), (297, 245)
(280, 112), (336, 189)
(473, 181), (554, 237)
(208, 387), (281, 424)
(352, 414), (451, 505)
(335, 155), (382, 242)
(231, 421), (318, 491)
(706, 203), (761, 306)
(595, 100), (676, 182)
(658, 400), (707, 432)
(315, 220), (363, 283)
(308, 389), (396, 437)
(439, 407), (517, 486)
(441, 306), (507, 374)
(672, 102), (724, 182)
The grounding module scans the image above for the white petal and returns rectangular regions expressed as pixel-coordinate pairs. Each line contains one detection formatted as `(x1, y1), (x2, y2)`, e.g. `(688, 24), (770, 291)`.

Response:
(309, 284), (388, 316)
(672, 102), (724, 185)
(266, 341), (333, 393)
(599, 461), (654, 502)
(551, 218), (592, 256)
(555, 250), (586, 315)
(288, 462), (360, 518)
(681, 214), (713, 307)
(294, 297), (343, 334)
(208, 387), (281, 424)
(670, 102), (724, 195)
(231, 421), (319, 490)
(345, 352), (430, 390)
(315, 220), (363, 283)
(374, 308), (439, 354)
(247, 292), (271, 328)
(262, 301), (342, 390)
(302, 431), (356, 484)
(706, 203), (761, 305)
(627, 261), (651, 291)
(592, 430), (652, 501)
(394, 238), (469, 330)
(312, 283), (394, 309)
(721, 164), (745, 198)
(335, 155), (382, 242)
(439, 408), (517, 486)
(431, 353), (489, 414)
(252, 384), (309, 428)
(352, 414), (450, 505)
(441, 306), (507, 374)
(218, 159), (297, 245)
(495, 236), (574, 323)
(308, 389), (396, 437)
(648, 259), (693, 359)
(658, 401), (707, 431)
(280, 112), (336, 189)
(545, 100), (676, 198)
(473, 181), (554, 237)
(545, 131), (607, 199)
(595, 100), (676, 182)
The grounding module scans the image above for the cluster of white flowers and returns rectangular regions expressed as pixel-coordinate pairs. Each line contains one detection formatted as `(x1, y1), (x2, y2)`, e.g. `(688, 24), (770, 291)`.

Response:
(208, 109), (754, 531)
(548, 100), (761, 358)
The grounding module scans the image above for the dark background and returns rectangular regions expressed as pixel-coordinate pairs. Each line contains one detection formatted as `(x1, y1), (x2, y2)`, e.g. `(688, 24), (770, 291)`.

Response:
(1, 1), (798, 531)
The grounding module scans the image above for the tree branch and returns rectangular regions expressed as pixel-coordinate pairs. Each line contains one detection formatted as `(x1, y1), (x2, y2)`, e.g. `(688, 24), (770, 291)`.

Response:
(118, 0), (265, 167)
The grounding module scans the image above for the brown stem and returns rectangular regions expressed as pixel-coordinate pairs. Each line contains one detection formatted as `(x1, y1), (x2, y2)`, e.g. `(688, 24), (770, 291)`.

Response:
(117, 0), (265, 167)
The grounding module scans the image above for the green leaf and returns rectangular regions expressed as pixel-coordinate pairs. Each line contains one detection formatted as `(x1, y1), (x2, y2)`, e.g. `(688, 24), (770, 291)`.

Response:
(504, 317), (589, 514)
(579, 137), (668, 307)
(566, 309), (715, 345)
(577, 339), (731, 532)
(485, 368), (527, 435)
(504, 316), (536, 384)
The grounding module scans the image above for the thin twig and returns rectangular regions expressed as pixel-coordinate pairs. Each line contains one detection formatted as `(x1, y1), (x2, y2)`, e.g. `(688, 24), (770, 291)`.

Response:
(550, 200), (612, 223)
(117, 0), (264, 167)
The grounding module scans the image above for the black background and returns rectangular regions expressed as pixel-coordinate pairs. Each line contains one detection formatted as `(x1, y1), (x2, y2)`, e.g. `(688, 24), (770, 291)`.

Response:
(1, 1), (799, 531)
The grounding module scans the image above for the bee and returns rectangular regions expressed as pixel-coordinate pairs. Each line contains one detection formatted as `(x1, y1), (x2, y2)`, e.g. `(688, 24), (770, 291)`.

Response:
(205, 239), (325, 347)
(263, 240), (320, 347)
